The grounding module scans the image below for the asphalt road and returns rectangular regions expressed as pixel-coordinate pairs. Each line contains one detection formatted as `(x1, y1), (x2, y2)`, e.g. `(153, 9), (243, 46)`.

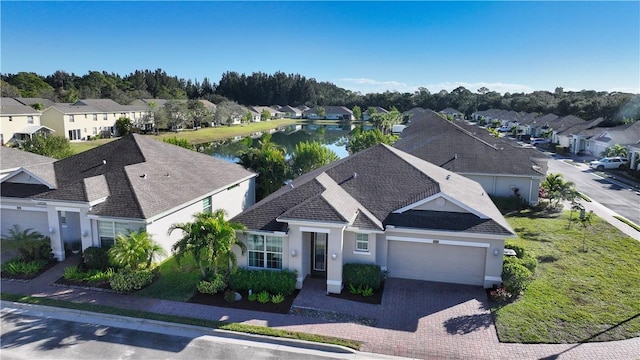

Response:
(547, 158), (640, 226)
(0, 305), (366, 360)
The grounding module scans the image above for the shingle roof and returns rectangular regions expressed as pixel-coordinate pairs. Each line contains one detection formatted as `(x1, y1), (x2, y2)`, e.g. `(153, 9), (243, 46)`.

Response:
(1, 146), (56, 171)
(25, 134), (255, 219)
(1, 98), (41, 116)
(394, 109), (547, 177)
(594, 121), (640, 146)
(232, 143), (514, 236)
(15, 98), (56, 108)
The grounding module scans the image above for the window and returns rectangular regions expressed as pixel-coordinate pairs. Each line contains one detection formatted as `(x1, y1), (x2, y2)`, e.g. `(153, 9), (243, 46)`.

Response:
(98, 221), (131, 248)
(103, 114), (108, 121)
(202, 197), (212, 214)
(68, 129), (81, 140)
(8, 116), (12, 122)
(27, 116), (34, 124)
(68, 115), (75, 122)
(60, 211), (67, 227)
(93, 114), (98, 121)
(247, 234), (283, 269)
(355, 233), (369, 252)
(93, 127), (98, 135)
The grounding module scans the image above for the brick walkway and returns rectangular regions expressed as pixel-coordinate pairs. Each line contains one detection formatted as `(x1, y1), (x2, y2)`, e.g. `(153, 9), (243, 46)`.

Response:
(1, 256), (638, 360)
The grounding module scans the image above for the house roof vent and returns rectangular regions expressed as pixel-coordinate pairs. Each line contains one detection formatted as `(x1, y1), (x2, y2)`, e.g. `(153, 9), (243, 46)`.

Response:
(140, 173), (147, 179)
(352, 172), (357, 180)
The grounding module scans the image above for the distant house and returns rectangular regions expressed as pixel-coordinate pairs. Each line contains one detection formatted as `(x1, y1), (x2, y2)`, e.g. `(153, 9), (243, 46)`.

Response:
(231, 144), (515, 294)
(303, 106), (353, 120)
(278, 105), (304, 119)
(548, 115), (587, 144)
(1, 134), (257, 261)
(249, 106), (285, 120)
(555, 117), (605, 154)
(586, 121), (640, 157)
(439, 107), (464, 120)
(41, 99), (151, 140)
(395, 108), (548, 204)
(362, 106), (389, 121)
(1, 98), (54, 146)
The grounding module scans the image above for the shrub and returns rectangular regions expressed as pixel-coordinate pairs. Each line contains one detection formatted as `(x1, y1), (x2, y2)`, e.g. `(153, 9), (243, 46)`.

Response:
(109, 270), (153, 292)
(271, 293), (285, 304)
(63, 266), (114, 282)
(348, 283), (362, 294)
(82, 247), (111, 270)
(230, 268), (297, 296)
(502, 263), (533, 296)
(504, 241), (538, 272)
(2, 259), (47, 275)
(197, 273), (227, 294)
(361, 286), (374, 297)
(224, 289), (236, 303)
(16, 238), (53, 262)
(257, 290), (270, 303)
(342, 263), (382, 290)
(248, 292), (258, 301)
(504, 241), (526, 258)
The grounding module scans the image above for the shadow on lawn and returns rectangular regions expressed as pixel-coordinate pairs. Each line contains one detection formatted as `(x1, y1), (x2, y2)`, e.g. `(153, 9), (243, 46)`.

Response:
(539, 313), (640, 360)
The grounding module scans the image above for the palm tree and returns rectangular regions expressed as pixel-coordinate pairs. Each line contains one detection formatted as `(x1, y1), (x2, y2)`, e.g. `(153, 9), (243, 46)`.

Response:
(1, 225), (50, 261)
(168, 210), (246, 278)
(541, 173), (577, 209)
(601, 144), (628, 158)
(108, 230), (165, 270)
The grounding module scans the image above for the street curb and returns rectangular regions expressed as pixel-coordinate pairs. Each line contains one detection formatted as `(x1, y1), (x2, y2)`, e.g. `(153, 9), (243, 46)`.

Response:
(0, 300), (410, 360)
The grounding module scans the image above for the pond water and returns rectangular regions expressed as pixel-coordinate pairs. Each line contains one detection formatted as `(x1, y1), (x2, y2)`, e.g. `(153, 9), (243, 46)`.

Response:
(201, 122), (369, 162)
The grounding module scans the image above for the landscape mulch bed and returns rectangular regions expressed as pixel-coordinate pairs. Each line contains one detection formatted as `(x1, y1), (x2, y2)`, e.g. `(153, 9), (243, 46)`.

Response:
(0, 260), (58, 281)
(327, 281), (385, 305)
(189, 290), (300, 314)
(54, 277), (114, 291)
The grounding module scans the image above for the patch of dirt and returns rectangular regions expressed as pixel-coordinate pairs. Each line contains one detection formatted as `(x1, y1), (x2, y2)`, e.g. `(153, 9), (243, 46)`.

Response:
(189, 290), (300, 314)
(327, 281), (384, 305)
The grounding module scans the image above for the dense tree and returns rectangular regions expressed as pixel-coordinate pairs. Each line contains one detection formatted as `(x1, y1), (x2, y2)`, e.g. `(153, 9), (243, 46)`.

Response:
(168, 210), (246, 278)
(347, 128), (398, 154)
(352, 105), (362, 120)
(162, 100), (188, 130)
(260, 109), (271, 121)
(214, 100), (247, 126)
(238, 134), (287, 200)
(19, 135), (73, 159)
(370, 108), (402, 134)
(115, 116), (133, 136)
(4, 72), (54, 98)
(288, 141), (340, 178)
(186, 100), (212, 128)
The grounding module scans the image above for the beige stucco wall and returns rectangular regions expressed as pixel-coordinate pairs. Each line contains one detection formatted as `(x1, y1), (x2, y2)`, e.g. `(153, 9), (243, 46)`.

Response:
(41, 107), (150, 140)
(1, 113), (41, 144)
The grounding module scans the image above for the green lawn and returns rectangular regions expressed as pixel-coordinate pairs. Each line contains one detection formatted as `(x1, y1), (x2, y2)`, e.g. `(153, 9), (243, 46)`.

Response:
(136, 253), (201, 301)
(493, 210), (640, 343)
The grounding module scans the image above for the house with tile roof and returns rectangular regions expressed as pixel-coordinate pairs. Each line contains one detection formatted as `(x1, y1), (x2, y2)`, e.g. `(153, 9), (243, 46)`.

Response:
(1, 98), (54, 146)
(1, 134), (256, 261)
(41, 99), (151, 140)
(231, 144), (515, 294)
(394, 109), (548, 204)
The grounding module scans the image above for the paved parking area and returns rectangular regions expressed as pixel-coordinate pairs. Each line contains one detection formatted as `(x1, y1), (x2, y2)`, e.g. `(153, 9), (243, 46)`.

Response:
(1, 257), (638, 359)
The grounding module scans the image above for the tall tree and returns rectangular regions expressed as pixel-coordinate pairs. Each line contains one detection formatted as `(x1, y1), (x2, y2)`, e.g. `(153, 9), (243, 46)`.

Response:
(347, 128), (398, 154)
(352, 105), (362, 120)
(238, 134), (287, 200)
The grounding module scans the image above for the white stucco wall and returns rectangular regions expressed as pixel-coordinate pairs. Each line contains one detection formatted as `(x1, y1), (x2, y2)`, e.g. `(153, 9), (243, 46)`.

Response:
(463, 173), (541, 204)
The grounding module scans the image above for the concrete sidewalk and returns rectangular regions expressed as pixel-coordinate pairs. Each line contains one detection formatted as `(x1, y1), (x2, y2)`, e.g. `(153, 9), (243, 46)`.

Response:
(1, 255), (639, 360)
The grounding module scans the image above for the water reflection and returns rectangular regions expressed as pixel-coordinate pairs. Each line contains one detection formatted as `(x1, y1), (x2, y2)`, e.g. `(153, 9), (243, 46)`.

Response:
(202, 122), (365, 162)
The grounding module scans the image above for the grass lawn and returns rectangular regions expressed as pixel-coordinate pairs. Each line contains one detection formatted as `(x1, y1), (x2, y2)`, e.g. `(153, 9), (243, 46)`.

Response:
(136, 253), (201, 301)
(69, 119), (300, 154)
(493, 210), (640, 343)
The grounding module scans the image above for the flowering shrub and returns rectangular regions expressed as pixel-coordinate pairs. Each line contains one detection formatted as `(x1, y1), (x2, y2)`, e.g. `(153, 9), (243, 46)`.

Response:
(489, 287), (512, 302)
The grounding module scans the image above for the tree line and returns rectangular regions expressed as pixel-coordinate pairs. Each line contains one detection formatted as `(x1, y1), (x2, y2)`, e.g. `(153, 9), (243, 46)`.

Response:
(2, 70), (638, 124)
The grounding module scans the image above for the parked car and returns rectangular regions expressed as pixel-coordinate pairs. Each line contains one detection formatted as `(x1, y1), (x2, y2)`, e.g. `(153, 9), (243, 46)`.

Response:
(497, 125), (512, 132)
(530, 138), (550, 145)
(589, 157), (628, 170)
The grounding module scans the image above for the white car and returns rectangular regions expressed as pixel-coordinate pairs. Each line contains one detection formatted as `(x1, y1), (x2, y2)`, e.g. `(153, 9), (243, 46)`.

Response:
(530, 138), (550, 145)
(589, 157), (628, 170)
(497, 125), (512, 132)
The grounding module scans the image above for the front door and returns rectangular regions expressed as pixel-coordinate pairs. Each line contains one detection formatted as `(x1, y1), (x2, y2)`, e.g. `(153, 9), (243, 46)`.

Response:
(312, 233), (327, 272)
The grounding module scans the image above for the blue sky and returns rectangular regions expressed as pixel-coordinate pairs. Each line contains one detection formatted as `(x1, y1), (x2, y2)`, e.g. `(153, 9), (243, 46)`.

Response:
(2, 1), (639, 94)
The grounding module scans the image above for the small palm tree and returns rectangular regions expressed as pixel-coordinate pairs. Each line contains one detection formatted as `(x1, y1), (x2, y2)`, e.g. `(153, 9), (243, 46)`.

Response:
(541, 173), (577, 209)
(108, 230), (165, 270)
(601, 144), (628, 158)
(169, 210), (246, 278)
(1, 225), (45, 243)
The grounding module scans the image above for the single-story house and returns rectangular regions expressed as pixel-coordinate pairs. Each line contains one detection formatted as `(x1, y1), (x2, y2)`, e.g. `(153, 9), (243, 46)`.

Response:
(362, 107), (389, 121)
(555, 117), (604, 154)
(249, 106), (285, 120)
(438, 107), (464, 120)
(231, 144), (515, 294)
(394, 109), (548, 204)
(586, 121), (640, 158)
(278, 105), (304, 119)
(1, 134), (257, 261)
(303, 106), (353, 120)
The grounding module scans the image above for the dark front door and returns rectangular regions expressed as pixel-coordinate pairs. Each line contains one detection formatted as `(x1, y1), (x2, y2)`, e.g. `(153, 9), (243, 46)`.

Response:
(311, 233), (327, 275)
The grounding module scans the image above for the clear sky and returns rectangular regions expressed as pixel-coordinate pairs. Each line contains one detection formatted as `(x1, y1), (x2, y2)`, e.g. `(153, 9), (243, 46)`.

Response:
(2, 1), (639, 95)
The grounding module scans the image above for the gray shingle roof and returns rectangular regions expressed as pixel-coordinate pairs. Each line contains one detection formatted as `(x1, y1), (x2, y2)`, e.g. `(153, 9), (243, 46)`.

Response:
(1, 146), (56, 171)
(1, 98), (41, 116)
(395, 110), (547, 177)
(26, 134), (255, 219)
(232, 143), (514, 236)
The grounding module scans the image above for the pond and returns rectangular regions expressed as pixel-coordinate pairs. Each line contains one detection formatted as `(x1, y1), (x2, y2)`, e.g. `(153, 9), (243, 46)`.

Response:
(201, 122), (369, 162)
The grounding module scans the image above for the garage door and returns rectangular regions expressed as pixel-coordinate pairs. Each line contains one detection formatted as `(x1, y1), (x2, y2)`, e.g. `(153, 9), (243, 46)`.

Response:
(387, 240), (486, 286)
(1, 209), (49, 238)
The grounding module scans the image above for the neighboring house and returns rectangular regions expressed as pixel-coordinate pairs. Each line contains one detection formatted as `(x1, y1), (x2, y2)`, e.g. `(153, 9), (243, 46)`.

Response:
(439, 107), (464, 120)
(0, 146), (56, 182)
(555, 117), (605, 154)
(1, 98), (54, 145)
(231, 144), (515, 294)
(14, 97), (57, 109)
(525, 113), (558, 137)
(1, 134), (257, 261)
(629, 144), (640, 171)
(278, 105), (303, 118)
(587, 121), (640, 158)
(548, 115), (587, 144)
(41, 99), (151, 140)
(249, 106), (285, 120)
(362, 107), (389, 121)
(395, 109), (548, 204)
(303, 106), (353, 120)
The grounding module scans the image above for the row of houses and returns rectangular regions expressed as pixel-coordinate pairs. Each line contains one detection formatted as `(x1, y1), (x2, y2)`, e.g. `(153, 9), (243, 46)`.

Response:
(2, 132), (515, 294)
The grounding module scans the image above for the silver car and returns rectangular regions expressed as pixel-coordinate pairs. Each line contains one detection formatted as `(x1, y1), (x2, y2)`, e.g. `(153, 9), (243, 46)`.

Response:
(589, 157), (628, 170)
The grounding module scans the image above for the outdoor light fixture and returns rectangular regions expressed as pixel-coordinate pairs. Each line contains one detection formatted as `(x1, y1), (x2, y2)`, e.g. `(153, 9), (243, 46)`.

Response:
(82, 230), (89, 237)
(493, 248), (500, 256)
(49, 228), (56, 234)
(290, 249), (297, 257)
(331, 252), (338, 260)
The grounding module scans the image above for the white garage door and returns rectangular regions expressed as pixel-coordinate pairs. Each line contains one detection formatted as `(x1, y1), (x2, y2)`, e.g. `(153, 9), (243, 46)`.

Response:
(1, 209), (49, 238)
(387, 240), (486, 286)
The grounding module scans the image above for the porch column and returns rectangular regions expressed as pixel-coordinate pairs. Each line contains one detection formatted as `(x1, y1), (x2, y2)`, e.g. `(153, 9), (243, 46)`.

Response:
(79, 208), (92, 251)
(46, 205), (64, 261)
(326, 226), (345, 294)
(287, 226), (304, 289)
